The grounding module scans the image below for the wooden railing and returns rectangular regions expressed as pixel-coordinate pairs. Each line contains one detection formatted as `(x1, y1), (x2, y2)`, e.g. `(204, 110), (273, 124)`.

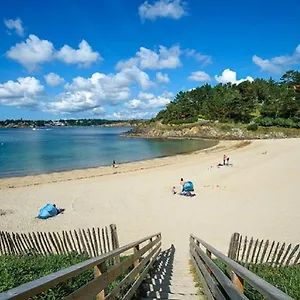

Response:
(0, 233), (161, 300)
(228, 232), (300, 267)
(0, 224), (118, 257)
(190, 235), (294, 300)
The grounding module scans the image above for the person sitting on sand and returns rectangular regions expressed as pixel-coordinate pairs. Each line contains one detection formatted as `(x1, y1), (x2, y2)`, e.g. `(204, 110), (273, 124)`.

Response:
(53, 204), (65, 215)
(226, 156), (230, 165)
(172, 186), (177, 195)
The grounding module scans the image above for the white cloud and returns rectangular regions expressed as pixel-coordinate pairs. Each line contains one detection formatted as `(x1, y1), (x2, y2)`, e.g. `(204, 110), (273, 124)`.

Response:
(44, 66), (154, 114)
(139, 0), (187, 21)
(188, 71), (211, 82)
(115, 58), (138, 71)
(56, 40), (102, 67)
(215, 69), (254, 85)
(4, 18), (24, 36)
(91, 107), (106, 115)
(138, 92), (155, 100)
(44, 73), (65, 87)
(185, 49), (212, 66)
(0, 77), (44, 107)
(156, 72), (170, 83)
(116, 45), (181, 71)
(138, 45), (181, 70)
(252, 44), (300, 73)
(125, 92), (172, 110)
(6, 34), (55, 71)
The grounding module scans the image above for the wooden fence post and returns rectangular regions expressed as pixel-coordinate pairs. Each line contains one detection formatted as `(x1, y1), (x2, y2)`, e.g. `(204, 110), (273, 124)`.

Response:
(94, 261), (107, 300)
(110, 224), (120, 264)
(232, 271), (244, 293)
(134, 245), (140, 279)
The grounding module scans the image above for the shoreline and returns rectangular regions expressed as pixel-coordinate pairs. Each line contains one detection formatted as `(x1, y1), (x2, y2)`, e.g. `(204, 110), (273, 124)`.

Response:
(0, 140), (249, 189)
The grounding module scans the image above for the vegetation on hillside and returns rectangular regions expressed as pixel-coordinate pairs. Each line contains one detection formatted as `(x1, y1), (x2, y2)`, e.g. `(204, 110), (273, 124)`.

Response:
(155, 70), (300, 128)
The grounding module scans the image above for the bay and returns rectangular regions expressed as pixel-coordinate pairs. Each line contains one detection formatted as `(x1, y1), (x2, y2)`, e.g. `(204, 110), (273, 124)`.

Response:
(0, 127), (217, 178)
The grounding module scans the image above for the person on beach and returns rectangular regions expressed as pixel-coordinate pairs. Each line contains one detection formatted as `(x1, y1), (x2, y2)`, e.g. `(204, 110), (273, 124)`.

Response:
(112, 160), (118, 168)
(172, 186), (177, 195)
(226, 156), (230, 165)
(180, 178), (185, 191)
(53, 204), (65, 215)
(223, 154), (227, 165)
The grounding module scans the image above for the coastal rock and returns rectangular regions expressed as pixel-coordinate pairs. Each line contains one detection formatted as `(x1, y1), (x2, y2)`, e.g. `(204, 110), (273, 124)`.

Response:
(126, 122), (300, 140)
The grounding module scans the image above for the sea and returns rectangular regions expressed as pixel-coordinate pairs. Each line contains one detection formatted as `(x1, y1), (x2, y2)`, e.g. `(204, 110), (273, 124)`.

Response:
(0, 127), (217, 178)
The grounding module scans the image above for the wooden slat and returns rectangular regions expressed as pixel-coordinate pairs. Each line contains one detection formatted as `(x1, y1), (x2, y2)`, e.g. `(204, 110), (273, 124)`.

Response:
(240, 236), (247, 262)
(22, 233), (33, 254)
(48, 232), (60, 254)
(43, 232), (53, 253)
(74, 230), (82, 254)
(62, 231), (69, 253)
(105, 226), (111, 252)
(57, 232), (67, 254)
(92, 228), (99, 256)
(270, 242), (280, 266)
(280, 244), (291, 266)
(33, 232), (45, 255)
(260, 240), (269, 264)
(87, 228), (96, 257)
(102, 228), (107, 253)
(250, 239), (259, 264)
(293, 248), (300, 265)
(98, 227), (103, 254)
(245, 237), (253, 264)
(274, 243), (285, 266)
(15, 233), (26, 253)
(0, 232), (4, 255)
(69, 230), (77, 253)
(285, 244), (299, 266)
(79, 229), (88, 255)
(11, 233), (21, 255)
(82, 229), (93, 257)
(255, 240), (264, 264)
(266, 241), (275, 263)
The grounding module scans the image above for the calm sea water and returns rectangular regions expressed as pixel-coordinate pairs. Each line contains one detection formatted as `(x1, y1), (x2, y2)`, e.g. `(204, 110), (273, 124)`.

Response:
(0, 127), (217, 178)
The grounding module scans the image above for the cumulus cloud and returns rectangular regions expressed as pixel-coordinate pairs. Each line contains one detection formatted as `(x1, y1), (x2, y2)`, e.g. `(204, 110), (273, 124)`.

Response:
(43, 67), (154, 114)
(139, 0), (187, 21)
(108, 110), (156, 120)
(215, 69), (254, 85)
(6, 34), (55, 71)
(0, 77), (44, 107)
(185, 49), (212, 66)
(56, 40), (102, 67)
(252, 44), (300, 73)
(44, 73), (65, 87)
(156, 72), (170, 83)
(4, 18), (24, 36)
(117, 45), (181, 71)
(188, 71), (211, 82)
(124, 91), (172, 110)
(6, 35), (101, 70)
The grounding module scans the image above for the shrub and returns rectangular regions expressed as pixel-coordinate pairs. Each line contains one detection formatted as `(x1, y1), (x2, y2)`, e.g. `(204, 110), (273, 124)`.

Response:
(247, 123), (258, 131)
(0, 253), (93, 299)
(169, 117), (198, 124)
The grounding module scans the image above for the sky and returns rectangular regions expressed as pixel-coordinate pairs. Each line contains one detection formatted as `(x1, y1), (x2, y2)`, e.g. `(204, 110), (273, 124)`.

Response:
(0, 0), (300, 120)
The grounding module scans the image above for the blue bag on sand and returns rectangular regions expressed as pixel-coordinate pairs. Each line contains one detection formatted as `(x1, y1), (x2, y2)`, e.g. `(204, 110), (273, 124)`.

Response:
(183, 181), (194, 192)
(38, 204), (57, 219)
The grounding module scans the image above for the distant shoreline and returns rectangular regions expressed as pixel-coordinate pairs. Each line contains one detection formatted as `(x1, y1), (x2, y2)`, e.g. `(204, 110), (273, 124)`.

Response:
(0, 140), (250, 189)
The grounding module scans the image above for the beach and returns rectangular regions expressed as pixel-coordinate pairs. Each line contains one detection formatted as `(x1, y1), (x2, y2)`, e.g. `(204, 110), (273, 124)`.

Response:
(0, 138), (299, 263)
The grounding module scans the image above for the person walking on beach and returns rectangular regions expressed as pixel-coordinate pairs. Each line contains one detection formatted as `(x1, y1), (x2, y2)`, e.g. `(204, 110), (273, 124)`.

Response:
(223, 154), (227, 165)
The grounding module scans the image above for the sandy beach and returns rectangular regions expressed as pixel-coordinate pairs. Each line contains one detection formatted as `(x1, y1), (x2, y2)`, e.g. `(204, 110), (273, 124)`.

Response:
(0, 138), (299, 262)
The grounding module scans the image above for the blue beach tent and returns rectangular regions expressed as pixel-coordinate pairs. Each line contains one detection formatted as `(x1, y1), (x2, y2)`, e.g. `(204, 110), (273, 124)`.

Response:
(38, 204), (58, 219)
(182, 181), (194, 192)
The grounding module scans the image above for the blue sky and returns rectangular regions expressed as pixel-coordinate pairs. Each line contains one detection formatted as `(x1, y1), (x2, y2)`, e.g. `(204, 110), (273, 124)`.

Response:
(0, 0), (300, 120)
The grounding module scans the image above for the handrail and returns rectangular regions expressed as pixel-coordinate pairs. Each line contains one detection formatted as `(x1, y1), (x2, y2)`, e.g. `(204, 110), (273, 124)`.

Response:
(0, 233), (161, 300)
(190, 235), (294, 300)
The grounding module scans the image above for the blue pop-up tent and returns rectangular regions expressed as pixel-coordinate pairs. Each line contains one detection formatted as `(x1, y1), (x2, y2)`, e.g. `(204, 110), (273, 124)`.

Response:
(182, 181), (194, 192)
(37, 204), (58, 219)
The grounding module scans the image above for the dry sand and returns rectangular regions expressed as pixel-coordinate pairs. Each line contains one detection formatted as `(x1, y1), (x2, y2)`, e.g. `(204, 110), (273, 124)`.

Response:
(0, 138), (299, 263)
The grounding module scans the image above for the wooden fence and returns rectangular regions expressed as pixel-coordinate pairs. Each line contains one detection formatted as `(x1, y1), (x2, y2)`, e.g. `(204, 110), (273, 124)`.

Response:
(190, 235), (294, 300)
(0, 224), (119, 257)
(0, 233), (162, 300)
(228, 232), (300, 267)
